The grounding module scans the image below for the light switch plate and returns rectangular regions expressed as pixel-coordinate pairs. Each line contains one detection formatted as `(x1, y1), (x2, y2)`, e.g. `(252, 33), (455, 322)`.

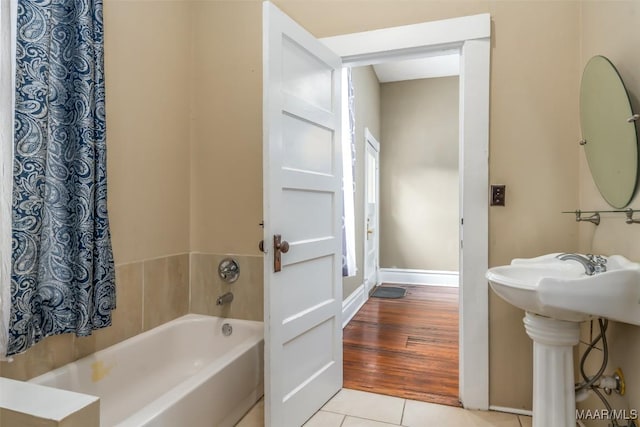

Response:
(490, 185), (506, 206)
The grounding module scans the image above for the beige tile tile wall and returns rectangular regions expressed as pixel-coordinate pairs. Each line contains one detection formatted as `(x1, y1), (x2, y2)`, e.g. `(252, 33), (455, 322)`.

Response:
(190, 253), (264, 322)
(0, 253), (191, 381)
(75, 262), (144, 359)
(0, 252), (263, 382)
(143, 254), (190, 331)
(1, 333), (75, 381)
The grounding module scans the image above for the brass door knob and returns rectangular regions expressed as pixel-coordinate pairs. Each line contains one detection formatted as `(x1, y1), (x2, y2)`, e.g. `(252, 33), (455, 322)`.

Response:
(277, 240), (290, 253)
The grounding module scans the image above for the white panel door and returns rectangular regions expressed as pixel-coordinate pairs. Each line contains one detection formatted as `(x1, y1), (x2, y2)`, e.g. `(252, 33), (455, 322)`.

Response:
(364, 129), (380, 294)
(263, 3), (343, 427)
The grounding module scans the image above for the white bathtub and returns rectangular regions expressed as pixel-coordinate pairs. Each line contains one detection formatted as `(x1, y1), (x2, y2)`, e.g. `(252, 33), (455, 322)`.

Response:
(30, 314), (264, 427)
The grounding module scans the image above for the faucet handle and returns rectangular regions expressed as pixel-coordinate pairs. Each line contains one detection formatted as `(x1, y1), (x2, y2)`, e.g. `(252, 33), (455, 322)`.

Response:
(592, 255), (608, 274)
(587, 254), (606, 263)
(593, 255), (607, 265)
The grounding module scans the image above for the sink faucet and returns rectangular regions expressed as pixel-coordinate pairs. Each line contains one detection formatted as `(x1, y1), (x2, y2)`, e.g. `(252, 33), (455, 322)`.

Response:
(216, 292), (234, 306)
(556, 253), (607, 275)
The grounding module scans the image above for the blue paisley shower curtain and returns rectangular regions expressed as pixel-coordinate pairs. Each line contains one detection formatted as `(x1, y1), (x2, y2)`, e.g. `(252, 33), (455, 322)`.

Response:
(7, 0), (115, 356)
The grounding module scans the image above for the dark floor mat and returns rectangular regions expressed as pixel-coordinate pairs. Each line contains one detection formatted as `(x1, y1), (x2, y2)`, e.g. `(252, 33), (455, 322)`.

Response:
(371, 286), (406, 299)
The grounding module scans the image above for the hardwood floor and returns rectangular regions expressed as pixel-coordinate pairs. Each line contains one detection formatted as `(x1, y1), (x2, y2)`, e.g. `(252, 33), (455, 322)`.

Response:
(343, 284), (460, 407)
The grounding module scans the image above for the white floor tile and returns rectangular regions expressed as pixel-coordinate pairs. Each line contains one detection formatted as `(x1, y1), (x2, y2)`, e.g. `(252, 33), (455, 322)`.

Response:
(342, 415), (403, 427)
(402, 399), (469, 426)
(403, 400), (521, 427)
(234, 390), (528, 427)
(235, 399), (264, 427)
(303, 410), (345, 427)
(322, 389), (405, 425)
(465, 410), (522, 427)
(518, 415), (532, 427)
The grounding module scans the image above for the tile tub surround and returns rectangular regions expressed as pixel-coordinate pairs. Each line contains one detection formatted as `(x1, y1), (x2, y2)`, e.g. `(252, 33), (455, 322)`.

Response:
(0, 251), (264, 425)
(0, 253), (190, 381)
(237, 389), (533, 427)
(143, 254), (190, 331)
(0, 252), (263, 382)
(190, 253), (264, 322)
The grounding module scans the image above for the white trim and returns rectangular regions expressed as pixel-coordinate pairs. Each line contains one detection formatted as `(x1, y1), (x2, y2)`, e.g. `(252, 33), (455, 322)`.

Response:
(341, 284), (367, 328)
(322, 14), (490, 65)
(364, 128), (380, 152)
(489, 406), (533, 417)
(457, 38), (490, 411)
(322, 13), (490, 410)
(379, 268), (459, 287)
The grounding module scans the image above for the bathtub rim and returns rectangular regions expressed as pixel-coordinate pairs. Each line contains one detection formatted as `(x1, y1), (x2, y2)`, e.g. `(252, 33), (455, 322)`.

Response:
(29, 313), (264, 386)
(27, 314), (264, 427)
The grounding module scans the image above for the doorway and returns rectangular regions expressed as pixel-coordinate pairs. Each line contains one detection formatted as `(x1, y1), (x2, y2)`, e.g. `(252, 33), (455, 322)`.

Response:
(321, 13), (490, 410)
(343, 61), (462, 405)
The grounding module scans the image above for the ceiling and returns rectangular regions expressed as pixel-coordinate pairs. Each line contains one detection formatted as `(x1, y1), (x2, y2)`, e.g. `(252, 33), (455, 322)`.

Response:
(372, 53), (460, 83)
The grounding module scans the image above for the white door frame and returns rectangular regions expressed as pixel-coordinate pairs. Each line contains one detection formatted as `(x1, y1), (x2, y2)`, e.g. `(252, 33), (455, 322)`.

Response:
(363, 128), (380, 295)
(322, 13), (490, 410)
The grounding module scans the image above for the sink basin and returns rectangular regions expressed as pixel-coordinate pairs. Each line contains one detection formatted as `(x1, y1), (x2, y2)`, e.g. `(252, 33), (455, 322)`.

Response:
(486, 253), (640, 324)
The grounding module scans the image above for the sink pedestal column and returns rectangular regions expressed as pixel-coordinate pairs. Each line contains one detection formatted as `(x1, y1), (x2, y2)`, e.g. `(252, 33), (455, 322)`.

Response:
(523, 312), (580, 427)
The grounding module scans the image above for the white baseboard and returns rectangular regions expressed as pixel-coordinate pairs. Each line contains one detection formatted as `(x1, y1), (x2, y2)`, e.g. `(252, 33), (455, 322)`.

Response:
(342, 283), (367, 328)
(379, 268), (459, 287)
(488, 405), (533, 417)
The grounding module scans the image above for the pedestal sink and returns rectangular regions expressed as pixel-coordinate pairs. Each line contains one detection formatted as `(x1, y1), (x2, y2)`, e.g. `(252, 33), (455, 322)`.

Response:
(486, 253), (640, 427)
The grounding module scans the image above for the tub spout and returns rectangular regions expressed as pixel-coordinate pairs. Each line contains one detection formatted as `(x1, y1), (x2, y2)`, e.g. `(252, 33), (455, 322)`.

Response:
(216, 292), (234, 306)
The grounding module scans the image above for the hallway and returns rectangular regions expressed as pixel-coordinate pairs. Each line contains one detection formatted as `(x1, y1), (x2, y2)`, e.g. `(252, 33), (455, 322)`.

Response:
(343, 284), (459, 406)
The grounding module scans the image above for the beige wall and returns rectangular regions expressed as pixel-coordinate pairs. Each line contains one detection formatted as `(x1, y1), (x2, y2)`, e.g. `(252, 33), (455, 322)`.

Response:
(486, 1), (580, 410)
(105, 0), (264, 260)
(380, 77), (459, 271)
(578, 1), (640, 422)
(190, 1), (264, 256)
(343, 66), (382, 298)
(105, 0), (192, 265)
(1, 0), (604, 414)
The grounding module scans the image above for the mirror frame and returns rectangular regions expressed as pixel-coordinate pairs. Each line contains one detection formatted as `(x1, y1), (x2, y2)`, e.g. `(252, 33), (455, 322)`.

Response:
(580, 55), (639, 209)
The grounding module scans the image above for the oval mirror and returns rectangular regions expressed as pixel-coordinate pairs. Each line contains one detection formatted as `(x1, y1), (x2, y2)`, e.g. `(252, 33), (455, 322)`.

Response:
(580, 55), (639, 208)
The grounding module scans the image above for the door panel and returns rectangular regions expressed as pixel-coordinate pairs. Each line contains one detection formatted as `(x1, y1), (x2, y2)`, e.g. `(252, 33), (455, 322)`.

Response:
(282, 115), (334, 174)
(263, 3), (343, 426)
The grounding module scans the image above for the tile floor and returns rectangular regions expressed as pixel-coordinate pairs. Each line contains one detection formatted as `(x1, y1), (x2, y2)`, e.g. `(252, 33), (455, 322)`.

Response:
(236, 389), (532, 427)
